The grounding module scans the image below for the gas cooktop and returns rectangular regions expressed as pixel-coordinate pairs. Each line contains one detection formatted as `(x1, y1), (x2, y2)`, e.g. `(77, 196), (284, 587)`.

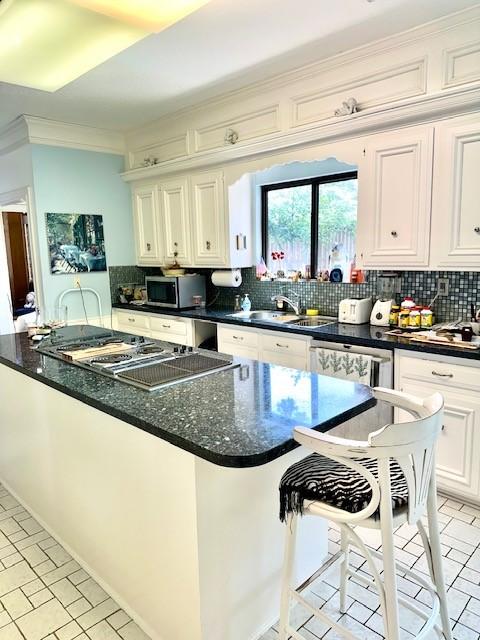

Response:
(37, 336), (237, 391)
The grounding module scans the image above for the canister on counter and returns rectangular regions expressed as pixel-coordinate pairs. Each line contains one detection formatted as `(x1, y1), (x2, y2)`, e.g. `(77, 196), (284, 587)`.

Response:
(398, 309), (410, 329)
(409, 306), (421, 328)
(389, 305), (400, 326)
(420, 307), (434, 328)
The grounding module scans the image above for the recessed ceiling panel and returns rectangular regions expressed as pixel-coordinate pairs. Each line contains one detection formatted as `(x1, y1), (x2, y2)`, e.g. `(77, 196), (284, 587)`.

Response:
(0, 0), (210, 92)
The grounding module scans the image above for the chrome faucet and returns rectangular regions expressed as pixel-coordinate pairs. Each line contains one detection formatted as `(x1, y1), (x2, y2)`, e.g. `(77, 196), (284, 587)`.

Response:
(271, 291), (301, 315)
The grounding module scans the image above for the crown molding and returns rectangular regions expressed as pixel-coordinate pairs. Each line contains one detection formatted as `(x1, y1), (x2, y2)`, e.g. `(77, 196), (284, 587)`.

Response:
(126, 5), (480, 140)
(120, 85), (480, 182)
(0, 116), (125, 157)
(24, 116), (125, 155)
(0, 117), (30, 156)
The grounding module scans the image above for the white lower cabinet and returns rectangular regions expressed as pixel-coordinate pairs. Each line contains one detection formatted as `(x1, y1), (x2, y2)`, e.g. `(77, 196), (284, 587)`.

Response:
(113, 310), (193, 346)
(114, 310), (151, 337)
(395, 352), (480, 503)
(217, 324), (309, 370)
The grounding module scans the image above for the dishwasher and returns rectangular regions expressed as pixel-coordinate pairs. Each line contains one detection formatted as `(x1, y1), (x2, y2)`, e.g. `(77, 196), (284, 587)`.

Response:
(310, 339), (394, 440)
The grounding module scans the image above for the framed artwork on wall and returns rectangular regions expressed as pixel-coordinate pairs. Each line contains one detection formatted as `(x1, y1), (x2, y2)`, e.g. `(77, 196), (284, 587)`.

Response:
(46, 213), (107, 274)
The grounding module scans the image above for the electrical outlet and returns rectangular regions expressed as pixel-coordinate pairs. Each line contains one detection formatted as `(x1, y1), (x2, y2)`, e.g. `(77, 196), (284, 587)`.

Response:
(437, 278), (449, 297)
(74, 277), (81, 288)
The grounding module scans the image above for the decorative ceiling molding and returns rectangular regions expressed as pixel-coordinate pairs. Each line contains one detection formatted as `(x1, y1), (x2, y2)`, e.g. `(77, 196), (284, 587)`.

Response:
(0, 115), (126, 157)
(121, 85), (480, 182)
(126, 5), (480, 141)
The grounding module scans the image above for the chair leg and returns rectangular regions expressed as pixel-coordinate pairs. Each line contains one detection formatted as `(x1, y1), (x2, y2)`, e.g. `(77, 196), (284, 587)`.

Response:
(425, 485), (453, 640)
(339, 525), (350, 613)
(378, 459), (401, 640)
(279, 513), (298, 640)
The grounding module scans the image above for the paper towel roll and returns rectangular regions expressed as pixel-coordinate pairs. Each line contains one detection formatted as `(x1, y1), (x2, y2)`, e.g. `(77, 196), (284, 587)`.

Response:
(211, 269), (242, 287)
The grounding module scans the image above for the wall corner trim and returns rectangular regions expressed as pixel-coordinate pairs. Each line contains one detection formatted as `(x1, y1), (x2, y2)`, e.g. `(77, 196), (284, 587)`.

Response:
(0, 116), (126, 157)
(0, 117), (29, 156)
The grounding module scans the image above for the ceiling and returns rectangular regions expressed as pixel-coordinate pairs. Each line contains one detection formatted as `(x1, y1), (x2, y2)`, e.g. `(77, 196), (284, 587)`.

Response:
(0, 0), (478, 133)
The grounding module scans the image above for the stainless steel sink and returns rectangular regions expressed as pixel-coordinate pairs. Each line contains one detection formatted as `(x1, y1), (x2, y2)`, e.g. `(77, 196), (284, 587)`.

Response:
(289, 317), (336, 327)
(229, 310), (336, 327)
(229, 310), (288, 320)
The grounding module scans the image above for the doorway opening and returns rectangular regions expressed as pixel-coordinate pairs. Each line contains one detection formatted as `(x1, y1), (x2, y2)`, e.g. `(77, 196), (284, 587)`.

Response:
(0, 200), (37, 333)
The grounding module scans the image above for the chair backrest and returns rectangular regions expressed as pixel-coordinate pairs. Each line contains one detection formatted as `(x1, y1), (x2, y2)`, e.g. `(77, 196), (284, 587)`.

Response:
(368, 388), (444, 523)
(293, 388), (444, 524)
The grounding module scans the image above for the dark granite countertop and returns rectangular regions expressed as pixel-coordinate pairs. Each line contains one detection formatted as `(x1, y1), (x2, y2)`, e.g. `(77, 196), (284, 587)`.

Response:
(0, 326), (375, 468)
(113, 303), (480, 361)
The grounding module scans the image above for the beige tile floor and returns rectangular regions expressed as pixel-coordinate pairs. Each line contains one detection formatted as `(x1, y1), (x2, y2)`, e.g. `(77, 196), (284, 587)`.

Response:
(0, 485), (147, 640)
(262, 494), (480, 640)
(0, 481), (478, 640)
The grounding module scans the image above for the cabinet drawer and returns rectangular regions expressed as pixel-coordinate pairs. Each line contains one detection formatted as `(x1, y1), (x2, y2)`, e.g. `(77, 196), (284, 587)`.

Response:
(261, 334), (308, 357)
(218, 325), (259, 349)
(397, 354), (480, 391)
(150, 316), (188, 337)
(116, 312), (150, 331)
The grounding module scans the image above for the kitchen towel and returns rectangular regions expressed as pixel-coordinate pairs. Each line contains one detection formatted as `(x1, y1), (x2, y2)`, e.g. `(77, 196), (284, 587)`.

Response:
(314, 348), (373, 385)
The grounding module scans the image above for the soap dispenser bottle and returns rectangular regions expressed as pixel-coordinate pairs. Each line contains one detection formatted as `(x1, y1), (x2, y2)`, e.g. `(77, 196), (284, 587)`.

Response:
(241, 294), (251, 312)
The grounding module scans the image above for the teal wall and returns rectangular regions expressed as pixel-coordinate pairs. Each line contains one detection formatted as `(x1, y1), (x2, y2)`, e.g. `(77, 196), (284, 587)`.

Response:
(31, 145), (134, 321)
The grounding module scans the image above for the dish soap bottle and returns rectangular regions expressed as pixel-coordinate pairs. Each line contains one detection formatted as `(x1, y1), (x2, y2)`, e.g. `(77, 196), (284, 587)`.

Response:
(241, 294), (251, 312)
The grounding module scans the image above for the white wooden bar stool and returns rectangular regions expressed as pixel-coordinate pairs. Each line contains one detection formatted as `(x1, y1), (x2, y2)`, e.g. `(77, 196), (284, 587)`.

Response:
(278, 387), (452, 640)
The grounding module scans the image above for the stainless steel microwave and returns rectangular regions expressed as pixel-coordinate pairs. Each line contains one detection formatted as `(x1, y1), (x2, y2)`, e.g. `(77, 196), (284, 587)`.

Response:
(145, 275), (206, 309)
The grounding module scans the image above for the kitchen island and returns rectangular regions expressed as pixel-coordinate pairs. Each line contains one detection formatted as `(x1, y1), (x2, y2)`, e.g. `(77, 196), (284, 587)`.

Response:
(0, 326), (375, 640)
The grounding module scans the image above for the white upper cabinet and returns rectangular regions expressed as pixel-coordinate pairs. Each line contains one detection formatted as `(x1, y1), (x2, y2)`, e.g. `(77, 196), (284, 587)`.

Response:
(431, 114), (480, 270)
(357, 125), (434, 268)
(160, 178), (192, 265)
(190, 171), (226, 266)
(132, 185), (162, 265)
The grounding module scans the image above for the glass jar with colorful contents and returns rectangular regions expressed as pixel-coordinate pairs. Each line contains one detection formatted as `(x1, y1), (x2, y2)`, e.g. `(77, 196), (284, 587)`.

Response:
(421, 307), (434, 328)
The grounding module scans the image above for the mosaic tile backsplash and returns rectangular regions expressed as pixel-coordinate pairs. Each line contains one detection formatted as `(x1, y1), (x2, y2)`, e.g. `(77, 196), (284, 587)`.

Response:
(109, 266), (480, 324)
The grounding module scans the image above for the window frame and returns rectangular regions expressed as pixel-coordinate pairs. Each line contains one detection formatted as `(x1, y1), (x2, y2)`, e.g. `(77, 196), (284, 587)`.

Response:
(261, 170), (358, 277)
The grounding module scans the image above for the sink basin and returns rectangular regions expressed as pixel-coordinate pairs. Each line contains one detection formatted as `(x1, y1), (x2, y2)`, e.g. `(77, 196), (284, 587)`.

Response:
(229, 310), (336, 327)
(289, 317), (336, 327)
(229, 310), (288, 321)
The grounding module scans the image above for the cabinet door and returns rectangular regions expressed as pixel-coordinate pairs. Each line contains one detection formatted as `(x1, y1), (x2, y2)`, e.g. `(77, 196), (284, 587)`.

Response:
(431, 115), (480, 269)
(160, 178), (192, 265)
(191, 171), (227, 266)
(260, 349), (307, 371)
(357, 126), (433, 268)
(132, 185), (162, 265)
(398, 379), (480, 502)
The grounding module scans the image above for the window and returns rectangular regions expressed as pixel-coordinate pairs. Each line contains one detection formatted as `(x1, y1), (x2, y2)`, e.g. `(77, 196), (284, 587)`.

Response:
(261, 172), (358, 277)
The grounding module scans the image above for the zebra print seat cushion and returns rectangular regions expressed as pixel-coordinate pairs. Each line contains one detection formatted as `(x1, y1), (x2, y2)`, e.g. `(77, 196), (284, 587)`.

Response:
(279, 454), (408, 522)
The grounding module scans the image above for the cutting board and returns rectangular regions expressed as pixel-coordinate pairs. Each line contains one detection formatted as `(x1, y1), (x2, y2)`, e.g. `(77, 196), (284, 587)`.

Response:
(61, 343), (134, 361)
(409, 335), (480, 350)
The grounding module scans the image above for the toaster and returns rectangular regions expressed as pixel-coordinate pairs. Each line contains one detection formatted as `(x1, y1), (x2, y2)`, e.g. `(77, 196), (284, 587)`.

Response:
(338, 297), (373, 324)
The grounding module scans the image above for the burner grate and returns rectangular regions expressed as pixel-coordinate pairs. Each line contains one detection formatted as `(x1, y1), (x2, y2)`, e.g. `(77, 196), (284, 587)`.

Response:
(171, 354), (231, 374)
(136, 345), (164, 355)
(117, 354), (233, 389)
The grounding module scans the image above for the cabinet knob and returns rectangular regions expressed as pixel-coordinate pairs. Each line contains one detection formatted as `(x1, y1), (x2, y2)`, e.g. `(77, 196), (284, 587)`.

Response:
(146, 243), (151, 251)
(474, 227), (480, 234)
(206, 240), (211, 251)
(391, 230), (398, 237)
(432, 370), (453, 378)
